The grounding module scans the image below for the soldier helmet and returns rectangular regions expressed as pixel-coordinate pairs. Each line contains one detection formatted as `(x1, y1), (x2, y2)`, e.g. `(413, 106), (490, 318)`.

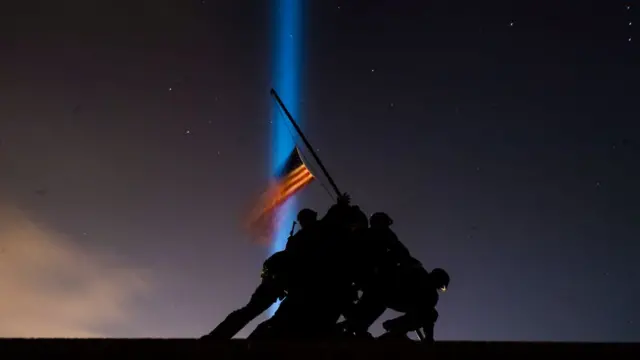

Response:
(297, 208), (318, 224)
(429, 268), (450, 292)
(370, 212), (393, 227)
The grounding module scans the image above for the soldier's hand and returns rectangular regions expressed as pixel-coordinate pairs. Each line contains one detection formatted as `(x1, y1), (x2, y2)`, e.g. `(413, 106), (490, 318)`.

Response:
(337, 192), (351, 205)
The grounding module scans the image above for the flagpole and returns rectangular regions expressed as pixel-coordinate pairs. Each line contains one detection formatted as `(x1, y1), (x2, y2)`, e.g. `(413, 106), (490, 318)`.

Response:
(270, 88), (342, 198)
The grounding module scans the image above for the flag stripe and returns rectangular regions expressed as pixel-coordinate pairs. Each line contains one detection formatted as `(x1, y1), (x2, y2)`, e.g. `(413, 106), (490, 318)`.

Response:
(280, 172), (313, 200)
(281, 165), (312, 194)
(245, 147), (315, 244)
(282, 164), (307, 181)
(249, 169), (313, 223)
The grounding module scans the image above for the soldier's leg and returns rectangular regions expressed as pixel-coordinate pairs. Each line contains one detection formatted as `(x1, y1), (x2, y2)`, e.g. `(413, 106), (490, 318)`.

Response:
(377, 331), (412, 341)
(422, 309), (438, 342)
(383, 309), (438, 341)
(248, 296), (300, 340)
(342, 290), (387, 335)
(382, 313), (414, 334)
(204, 282), (281, 339)
(247, 319), (276, 340)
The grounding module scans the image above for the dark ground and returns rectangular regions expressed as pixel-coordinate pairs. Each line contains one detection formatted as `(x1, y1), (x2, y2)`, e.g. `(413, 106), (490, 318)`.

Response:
(0, 339), (638, 359)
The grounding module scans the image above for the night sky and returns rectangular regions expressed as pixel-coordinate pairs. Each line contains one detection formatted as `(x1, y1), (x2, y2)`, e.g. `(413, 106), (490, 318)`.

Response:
(1, 0), (639, 342)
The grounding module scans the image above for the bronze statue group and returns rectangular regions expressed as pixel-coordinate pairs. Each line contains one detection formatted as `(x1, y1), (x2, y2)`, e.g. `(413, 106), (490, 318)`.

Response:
(202, 194), (450, 342)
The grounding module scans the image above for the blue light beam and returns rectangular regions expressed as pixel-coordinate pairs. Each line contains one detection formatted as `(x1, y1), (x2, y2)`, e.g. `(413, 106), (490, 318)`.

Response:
(268, 0), (303, 317)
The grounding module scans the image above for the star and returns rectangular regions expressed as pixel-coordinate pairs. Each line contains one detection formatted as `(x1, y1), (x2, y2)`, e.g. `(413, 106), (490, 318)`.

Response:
(371, 68), (375, 73)
(168, 87), (172, 91)
(509, 21), (514, 27)
(185, 129), (191, 135)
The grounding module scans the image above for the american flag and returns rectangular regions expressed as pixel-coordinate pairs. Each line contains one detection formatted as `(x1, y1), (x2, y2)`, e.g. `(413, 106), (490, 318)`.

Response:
(245, 147), (315, 244)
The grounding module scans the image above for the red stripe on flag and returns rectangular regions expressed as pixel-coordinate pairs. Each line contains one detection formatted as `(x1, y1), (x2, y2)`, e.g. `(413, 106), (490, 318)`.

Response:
(245, 164), (315, 244)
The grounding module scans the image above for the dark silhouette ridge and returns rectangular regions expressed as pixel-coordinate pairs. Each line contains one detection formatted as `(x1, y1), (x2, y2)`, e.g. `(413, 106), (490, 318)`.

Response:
(0, 339), (638, 359)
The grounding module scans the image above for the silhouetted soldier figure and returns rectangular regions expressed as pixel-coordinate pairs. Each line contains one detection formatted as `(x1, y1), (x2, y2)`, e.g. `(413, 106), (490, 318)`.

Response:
(322, 193), (353, 227)
(347, 212), (412, 292)
(285, 208), (320, 254)
(343, 212), (411, 320)
(201, 251), (291, 340)
(379, 267), (450, 342)
(369, 212), (411, 263)
(249, 194), (366, 340)
(341, 212), (450, 342)
(343, 264), (450, 342)
(314, 198), (369, 327)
